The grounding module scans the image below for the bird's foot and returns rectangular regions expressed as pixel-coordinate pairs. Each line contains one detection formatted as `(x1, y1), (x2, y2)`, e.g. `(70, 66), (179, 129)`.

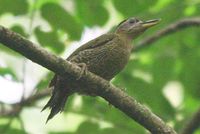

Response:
(76, 63), (88, 80)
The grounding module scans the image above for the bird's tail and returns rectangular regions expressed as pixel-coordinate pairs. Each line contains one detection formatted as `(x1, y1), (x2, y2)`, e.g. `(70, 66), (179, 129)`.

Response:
(41, 86), (68, 123)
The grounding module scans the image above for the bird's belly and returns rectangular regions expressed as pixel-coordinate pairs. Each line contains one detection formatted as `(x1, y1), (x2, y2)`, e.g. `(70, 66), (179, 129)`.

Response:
(87, 47), (130, 80)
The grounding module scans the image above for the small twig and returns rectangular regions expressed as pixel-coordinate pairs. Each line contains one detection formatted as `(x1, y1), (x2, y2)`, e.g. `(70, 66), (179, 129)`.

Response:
(179, 107), (200, 134)
(20, 0), (37, 103)
(0, 104), (21, 117)
(20, 89), (50, 106)
(133, 17), (200, 52)
(0, 89), (50, 116)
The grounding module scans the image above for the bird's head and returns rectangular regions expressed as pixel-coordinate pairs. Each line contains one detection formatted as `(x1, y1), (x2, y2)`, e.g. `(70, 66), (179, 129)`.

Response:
(115, 17), (161, 39)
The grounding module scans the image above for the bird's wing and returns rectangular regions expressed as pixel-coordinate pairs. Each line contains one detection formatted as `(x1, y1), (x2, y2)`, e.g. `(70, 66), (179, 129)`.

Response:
(67, 33), (116, 60)
(48, 33), (116, 87)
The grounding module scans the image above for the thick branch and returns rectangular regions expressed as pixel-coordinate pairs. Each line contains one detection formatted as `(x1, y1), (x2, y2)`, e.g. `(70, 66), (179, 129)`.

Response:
(3, 18), (199, 109)
(133, 17), (200, 52)
(0, 26), (176, 133)
(180, 108), (200, 134)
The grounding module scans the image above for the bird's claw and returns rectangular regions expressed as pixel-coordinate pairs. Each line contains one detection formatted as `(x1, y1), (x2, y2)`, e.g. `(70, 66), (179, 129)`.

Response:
(76, 63), (88, 80)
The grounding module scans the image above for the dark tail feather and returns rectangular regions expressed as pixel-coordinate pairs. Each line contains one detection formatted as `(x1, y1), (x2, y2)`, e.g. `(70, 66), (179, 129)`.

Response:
(41, 89), (68, 123)
(41, 94), (54, 112)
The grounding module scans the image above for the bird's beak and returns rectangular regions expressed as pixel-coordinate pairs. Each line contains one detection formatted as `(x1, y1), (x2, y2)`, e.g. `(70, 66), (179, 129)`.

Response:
(141, 19), (161, 28)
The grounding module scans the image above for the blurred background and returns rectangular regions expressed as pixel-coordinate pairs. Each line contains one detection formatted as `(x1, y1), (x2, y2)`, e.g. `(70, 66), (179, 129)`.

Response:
(0, 0), (200, 133)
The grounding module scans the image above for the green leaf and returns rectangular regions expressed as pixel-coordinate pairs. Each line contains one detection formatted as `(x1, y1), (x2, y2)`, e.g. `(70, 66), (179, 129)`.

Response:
(50, 132), (72, 134)
(112, 0), (156, 17)
(11, 25), (27, 37)
(75, 0), (109, 26)
(72, 96), (145, 133)
(76, 121), (100, 134)
(0, 0), (28, 15)
(179, 43), (200, 98)
(35, 72), (54, 91)
(174, 95), (200, 130)
(113, 55), (175, 119)
(76, 120), (144, 134)
(102, 127), (143, 134)
(41, 3), (83, 40)
(0, 67), (18, 80)
(0, 126), (26, 134)
(34, 27), (65, 54)
(0, 119), (26, 134)
(36, 0), (60, 9)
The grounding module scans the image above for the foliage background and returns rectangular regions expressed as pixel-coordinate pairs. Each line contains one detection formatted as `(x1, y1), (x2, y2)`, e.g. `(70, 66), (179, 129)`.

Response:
(0, 0), (200, 133)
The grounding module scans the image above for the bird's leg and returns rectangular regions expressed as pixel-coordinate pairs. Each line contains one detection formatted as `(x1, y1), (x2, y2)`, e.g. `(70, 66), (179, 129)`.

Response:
(75, 63), (88, 80)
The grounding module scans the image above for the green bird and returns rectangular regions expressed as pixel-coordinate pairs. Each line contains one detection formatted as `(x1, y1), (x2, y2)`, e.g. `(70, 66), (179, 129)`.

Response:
(42, 17), (160, 122)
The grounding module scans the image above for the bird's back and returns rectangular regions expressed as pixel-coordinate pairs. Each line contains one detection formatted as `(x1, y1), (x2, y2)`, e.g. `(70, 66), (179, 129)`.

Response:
(43, 17), (160, 123)
(69, 33), (132, 80)
(44, 32), (132, 122)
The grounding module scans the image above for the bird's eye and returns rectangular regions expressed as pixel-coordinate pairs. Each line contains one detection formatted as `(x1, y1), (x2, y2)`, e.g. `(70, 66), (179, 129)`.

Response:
(135, 19), (139, 22)
(129, 19), (136, 24)
(129, 18), (140, 24)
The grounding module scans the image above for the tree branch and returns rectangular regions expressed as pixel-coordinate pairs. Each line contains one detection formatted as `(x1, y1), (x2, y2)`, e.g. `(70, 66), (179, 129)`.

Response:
(0, 26), (176, 133)
(179, 107), (200, 134)
(0, 90), (50, 116)
(3, 18), (199, 110)
(133, 17), (200, 52)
